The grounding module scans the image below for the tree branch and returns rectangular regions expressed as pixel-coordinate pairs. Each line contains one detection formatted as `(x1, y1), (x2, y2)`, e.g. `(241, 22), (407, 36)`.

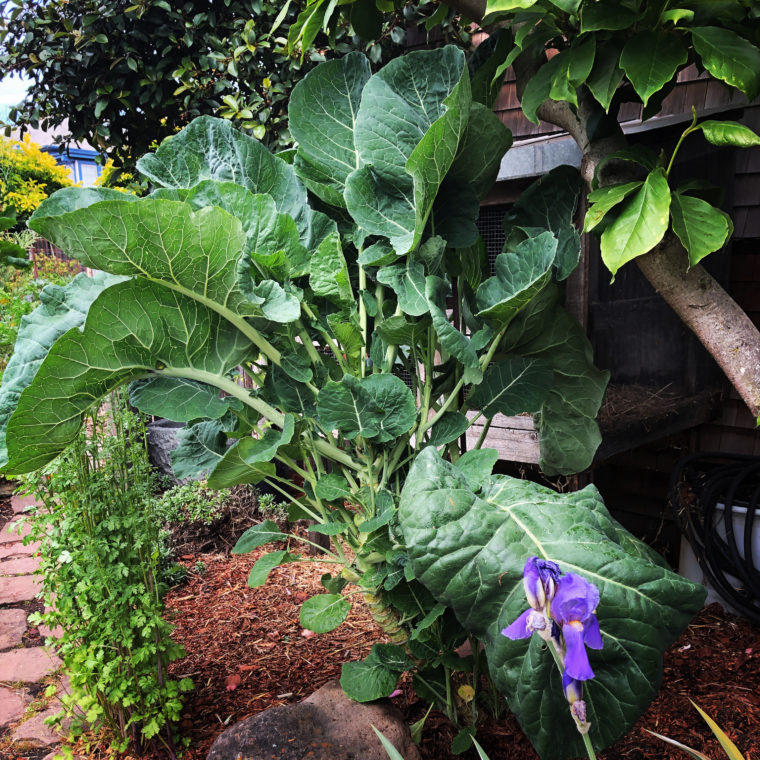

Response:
(508, 61), (760, 418)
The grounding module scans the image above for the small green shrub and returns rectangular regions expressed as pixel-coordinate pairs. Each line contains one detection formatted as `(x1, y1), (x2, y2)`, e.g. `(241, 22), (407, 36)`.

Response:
(256, 490), (288, 522)
(154, 480), (229, 525)
(19, 393), (191, 756)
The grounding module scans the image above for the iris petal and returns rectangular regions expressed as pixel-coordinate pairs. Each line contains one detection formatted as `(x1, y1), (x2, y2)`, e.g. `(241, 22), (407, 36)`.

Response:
(501, 608), (534, 640)
(584, 615), (603, 650)
(562, 622), (595, 680)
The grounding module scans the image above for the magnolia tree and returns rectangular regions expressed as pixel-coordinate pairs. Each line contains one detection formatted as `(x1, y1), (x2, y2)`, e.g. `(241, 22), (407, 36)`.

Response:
(0, 46), (707, 758)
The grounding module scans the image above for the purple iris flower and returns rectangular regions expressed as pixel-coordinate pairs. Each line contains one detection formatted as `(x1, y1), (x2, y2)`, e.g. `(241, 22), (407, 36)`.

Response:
(550, 573), (603, 681)
(501, 557), (560, 640)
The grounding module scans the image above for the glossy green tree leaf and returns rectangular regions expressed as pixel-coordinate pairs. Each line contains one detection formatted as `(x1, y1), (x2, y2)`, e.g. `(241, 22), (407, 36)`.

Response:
(600, 169), (671, 277)
(0, 272), (125, 468)
(584, 181), (644, 233)
(670, 193), (732, 267)
(581, 1), (641, 31)
(620, 32), (688, 107)
(698, 120), (760, 148)
(345, 47), (471, 254)
(586, 42), (624, 112)
(691, 26), (760, 101)
(290, 52), (371, 208)
(548, 37), (596, 108)
(398, 448), (706, 760)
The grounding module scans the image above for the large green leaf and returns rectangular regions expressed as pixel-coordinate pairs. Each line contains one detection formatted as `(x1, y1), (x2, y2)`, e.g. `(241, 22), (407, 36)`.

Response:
(691, 26), (760, 101)
(584, 182), (643, 234)
(426, 276), (480, 372)
(29, 198), (255, 315)
(0, 272), (125, 469)
(600, 169), (671, 277)
(345, 47), (471, 254)
(290, 52), (371, 208)
(136, 115), (307, 223)
(466, 358), (554, 418)
(548, 37), (596, 108)
(444, 102), (513, 202)
(340, 643), (409, 702)
(581, 1), (641, 31)
(503, 287), (609, 475)
(620, 32), (687, 107)
(475, 232), (556, 327)
(586, 42), (624, 112)
(361, 375), (417, 443)
(502, 166), (583, 280)
(129, 377), (231, 422)
(208, 416), (295, 489)
(670, 193), (732, 267)
(233, 520), (288, 554)
(398, 448), (706, 760)
(170, 419), (229, 481)
(310, 230), (353, 304)
(317, 376), (385, 439)
(376, 259), (429, 317)
(3, 279), (253, 475)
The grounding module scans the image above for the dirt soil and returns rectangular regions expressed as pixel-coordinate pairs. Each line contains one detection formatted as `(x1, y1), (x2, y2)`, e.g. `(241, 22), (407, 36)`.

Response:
(57, 545), (759, 760)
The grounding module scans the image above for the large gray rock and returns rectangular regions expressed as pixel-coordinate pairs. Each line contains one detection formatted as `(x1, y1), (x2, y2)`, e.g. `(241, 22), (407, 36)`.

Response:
(207, 680), (421, 760)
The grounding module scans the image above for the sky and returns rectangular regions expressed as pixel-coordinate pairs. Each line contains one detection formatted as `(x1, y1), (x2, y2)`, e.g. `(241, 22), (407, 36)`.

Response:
(0, 73), (30, 106)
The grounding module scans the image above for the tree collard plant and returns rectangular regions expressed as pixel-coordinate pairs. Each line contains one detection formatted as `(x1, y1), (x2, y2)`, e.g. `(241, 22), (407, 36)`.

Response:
(0, 48), (705, 759)
(292, 0), (760, 422)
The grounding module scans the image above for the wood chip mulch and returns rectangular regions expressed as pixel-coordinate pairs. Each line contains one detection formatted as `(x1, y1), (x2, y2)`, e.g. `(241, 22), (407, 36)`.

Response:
(59, 548), (760, 760)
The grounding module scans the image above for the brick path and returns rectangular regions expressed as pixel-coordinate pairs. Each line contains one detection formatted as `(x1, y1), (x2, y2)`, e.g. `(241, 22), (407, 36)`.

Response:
(0, 492), (74, 760)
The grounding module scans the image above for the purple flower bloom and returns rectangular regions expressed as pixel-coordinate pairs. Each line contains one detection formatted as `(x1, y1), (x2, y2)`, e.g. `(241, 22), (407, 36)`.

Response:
(562, 671), (583, 704)
(523, 556), (561, 610)
(550, 573), (603, 681)
(501, 557), (561, 640)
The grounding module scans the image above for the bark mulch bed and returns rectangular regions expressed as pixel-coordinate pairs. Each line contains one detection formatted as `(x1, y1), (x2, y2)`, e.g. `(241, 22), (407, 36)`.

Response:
(60, 545), (760, 760)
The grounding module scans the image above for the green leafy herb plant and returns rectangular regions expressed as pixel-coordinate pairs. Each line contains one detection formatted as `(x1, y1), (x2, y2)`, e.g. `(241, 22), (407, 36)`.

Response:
(18, 393), (192, 756)
(0, 46), (706, 758)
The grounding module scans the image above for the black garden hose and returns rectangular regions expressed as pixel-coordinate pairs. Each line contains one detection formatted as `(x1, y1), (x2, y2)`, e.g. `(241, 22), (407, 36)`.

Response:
(669, 452), (760, 623)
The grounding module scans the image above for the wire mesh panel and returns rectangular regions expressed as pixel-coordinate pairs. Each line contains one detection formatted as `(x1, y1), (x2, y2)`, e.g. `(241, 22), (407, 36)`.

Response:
(476, 204), (508, 274)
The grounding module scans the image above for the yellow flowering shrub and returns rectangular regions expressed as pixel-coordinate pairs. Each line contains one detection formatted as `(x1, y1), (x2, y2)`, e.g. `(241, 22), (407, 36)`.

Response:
(0, 135), (73, 223)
